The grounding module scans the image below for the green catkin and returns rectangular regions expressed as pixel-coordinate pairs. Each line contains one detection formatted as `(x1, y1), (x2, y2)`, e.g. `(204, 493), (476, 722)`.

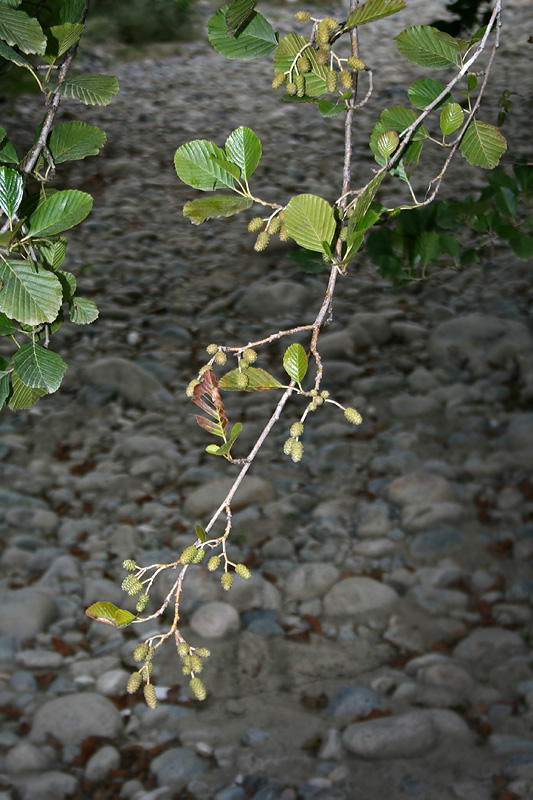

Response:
(206, 343), (218, 354)
(290, 421), (304, 438)
(344, 406), (363, 425)
(236, 371), (249, 390)
(221, 573), (233, 591)
(195, 648), (211, 659)
(243, 348), (257, 363)
(317, 21), (330, 44)
(214, 350), (227, 365)
(320, 390), (330, 398)
(248, 217), (264, 232)
(190, 677), (207, 701)
(122, 575), (142, 596)
(323, 16), (339, 30)
(347, 56), (366, 70)
(208, 555), (220, 571)
(267, 216), (282, 235)
(235, 563), (251, 580)
(340, 69), (352, 89)
(316, 49), (328, 66)
(326, 69), (337, 93)
(145, 646), (156, 662)
(190, 654), (203, 673)
(254, 231), (270, 251)
(144, 683), (157, 709)
(297, 55), (310, 73)
(192, 548), (206, 563)
(122, 559), (136, 571)
(127, 672), (142, 694)
(295, 10), (310, 22)
(339, 227), (348, 241)
(283, 437), (295, 455)
(279, 224), (289, 241)
(133, 643), (149, 662)
(136, 594), (149, 612)
(272, 72), (286, 89)
(186, 379), (199, 397)
(180, 545), (198, 564)
(295, 74), (306, 97)
(177, 642), (189, 658)
(286, 82), (298, 96)
(291, 440), (304, 462)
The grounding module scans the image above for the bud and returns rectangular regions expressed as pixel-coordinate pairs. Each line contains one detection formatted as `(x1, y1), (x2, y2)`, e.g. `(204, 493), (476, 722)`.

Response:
(347, 56), (366, 70)
(214, 350), (227, 366)
(221, 573), (233, 591)
(254, 231), (270, 251)
(208, 555), (221, 572)
(291, 440), (304, 463)
(122, 559), (136, 571)
(189, 677), (207, 701)
(248, 216), (264, 232)
(235, 563), (251, 580)
(290, 421), (304, 439)
(144, 683), (157, 709)
(272, 72), (286, 89)
(127, 672), (142, 694)
(344, 406), (363, 425)
(133, 643), (149, 662)
(243, 348), (257, 363)
(180, 545), (198, 564)
(295, 10), (311, 21)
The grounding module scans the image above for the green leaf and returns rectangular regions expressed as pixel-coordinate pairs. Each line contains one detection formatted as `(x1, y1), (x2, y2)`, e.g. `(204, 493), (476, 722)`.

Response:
(208, 6), (277, 60)
(377, 129), (399, 161)
(288, 249), (329, 273)
(174, 140), (236, 191)
(45, 22), (84, 60)
(347, 173), (386, 235)
(209, 154), (241, 180)
(225, 126), (261, 181)
(439, 233), (460, 259)
(0, 259), (62, 324)
(219, 366), (282, 391)
(459, 119), (507, 169)
(467, 74), (478, 92)
(414, 231), (441, 266)
(283, 343), (308, 384)
(284, 194), (335, 254)
(509, 231), (533, 260)
(344, 0), (405, 28)
(440, 103), (464, 136)
(341, 233), (364, 265)
(225, 0), (258, 35)
(0, 37), (30, 66)
(12, 340), (67, 393)
(195, 523), (206, 543)
(69, 296), (98, 324)
(494, 187), (518, 218)
(318, 99), (345, 117)
(0, 311), (16, 334)
(58, 270), (76, 299)
(27, 189), (92, 237)
(460, 247), (478, 265)
(0, 5), (45, 53)
(0, 368), (9, 411)
(0, 126), (18, 164)
(407, 78), (451, 110)
(0, 166), (22, 218)
(274, 33), (328, 97)
(39, 237), (67, 270)
(48, 121), (106, 164)
(379, 107), (429, 140)
(51, 74), (119, 106)
(206, 421), (243, 456)
(396, 26), (459, 69)
(8, 370), (46, 410)
(183, 195), (252, 225)
(85, 601), (136, 628)
(59, 0), (85, 23)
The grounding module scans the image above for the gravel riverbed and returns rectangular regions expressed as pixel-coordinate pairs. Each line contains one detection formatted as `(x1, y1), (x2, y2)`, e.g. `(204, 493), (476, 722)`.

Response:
(0, 1), (532, 799)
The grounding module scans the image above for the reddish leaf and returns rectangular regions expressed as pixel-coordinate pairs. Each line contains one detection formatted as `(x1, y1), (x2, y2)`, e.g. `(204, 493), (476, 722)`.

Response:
(302, 614), (323, 635)
(190, 369), (229, 439)
(52, 636), (73, 656)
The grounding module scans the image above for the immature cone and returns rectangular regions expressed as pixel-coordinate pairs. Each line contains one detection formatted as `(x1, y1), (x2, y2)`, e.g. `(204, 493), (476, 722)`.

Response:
(326, 69), (338, 93)
(143, 683), (157, 709)
(248, 216), (264, 232)
(192, 548), (206, 563)
(339, 69), (352, 89)
(323, 16), (339, 30)
(283, 437), (295, 455)
(180, 545), (198, 564)
(290, 421), (304, 439)
(291, 440), (304, 463)
(295, 74), (306, 97)
(272, 72), (286, 89)
(243, 348), (257, 363)
(122, 559), (136, 571)
(344, 407), (363, 425)
(186, 379), (199, 397)
(190, 677), (207, 701)
(195, 648), (211, 659)
(295, 10), (311, 22)
(221, 573), (233, 591)
(214, 350), (227, 366)
(347, 56), (366, 70)
(236, 371), (249, 390)
(206, 343), (218, 354)
(297, 55), (310, 73)
(267, 216), (281, 235)
(316, 49), (328, 65)
(286, 82), (298, 96)
(127, 672), (142, 694)
(133, 643), (149, 662)
(177, 641), (189, 658)
(317, 20), (330, 44)
(235, 563), (251, 580)
(279, 224), (289, 242)
(190, 654), (203, 673)
(136, 593), (149, 612)
(208, 555), (220, 572)
(254, 231), (270, 251)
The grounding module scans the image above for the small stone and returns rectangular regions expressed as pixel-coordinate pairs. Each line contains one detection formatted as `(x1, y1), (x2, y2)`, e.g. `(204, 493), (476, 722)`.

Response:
(95, 669), (130, 696)
(241, 727), (270, 745)
(389, 472), (456, 506)
(150, 747), (206, 793)
(401, 502), (463, 532)
(4, 741), (49, 773)
(85, 745), (120, 782)
(342, 711), (436, 758)
(453, 628), (526, 661)
(327, 685), (383, 718)
(284, 563), (340, 602)
(408, 585), (468, 616)
(324, 577), (398, 617)
(0, 589), (56, 639)
(30, 693), (123, 746)
(189, 602), (240, 639)
(410, 527), (465, 558)
(15, 650), (63, 670)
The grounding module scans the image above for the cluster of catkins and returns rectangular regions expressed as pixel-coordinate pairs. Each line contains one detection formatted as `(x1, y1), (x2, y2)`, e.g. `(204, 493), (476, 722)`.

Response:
(248, 211), (288, 252)
(284, 400), (363, 463)
(272, 11), (366, 100)
(122, 560), (149, 612)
